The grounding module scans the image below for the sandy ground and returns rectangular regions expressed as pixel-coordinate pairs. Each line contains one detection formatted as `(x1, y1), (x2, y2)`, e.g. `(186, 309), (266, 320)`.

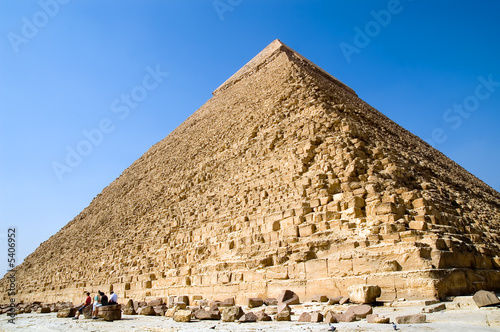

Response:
(1, 302), (499, 332)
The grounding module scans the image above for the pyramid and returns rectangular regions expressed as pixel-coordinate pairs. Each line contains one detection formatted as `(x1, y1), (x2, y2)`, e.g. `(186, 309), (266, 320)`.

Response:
(3, 40), (500, 304)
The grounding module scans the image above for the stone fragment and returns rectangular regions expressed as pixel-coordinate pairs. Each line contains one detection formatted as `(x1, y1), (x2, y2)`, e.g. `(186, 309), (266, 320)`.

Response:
(194, 307), (221, 320)
(339, 297), (350, 305)
(220, 297), (235, 307)
(221, 306), (244, 322)
(312, 295), (329, 302)
(264, 298), (278, 306)
(277, 290), (300, 305)
(123, 307), (136, 315)
(277, 303), (291, 314)
(255, 311), (272, 321)
(345, 304), (373, 319)
(347, 285), (381, 304)
(275, 310), (291, 321)
(422, 303), (446, 313)
(239, 312), (258, 322)
(310, 312), (323, 322)
(298, 312), (311, 322)
(395, 313), (426, 324)
(173, 309), (192, 322)
(265, 306), (278, 315)
(473, 290), (500, 308)
(56, 308), (77, 318)
(366, 314), (390, 324)
(328, 296), (343, 305)
(177, 295), (190, 306)
(248, 298), (264, 308)
(125, 299), (134, 309)
(147, 298), (163, 307)
(173, 302), (187, 309)
(37, 306), (51, 313)
(324, 310), (338, 323)
(334, 312), (356, 322)
(139, 305), (156, 316)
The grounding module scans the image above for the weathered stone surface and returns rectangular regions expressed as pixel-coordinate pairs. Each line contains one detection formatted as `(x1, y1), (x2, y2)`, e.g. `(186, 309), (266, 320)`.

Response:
(324, 311), (338, 323)
(147, 298), (163, 307)
(345, 304), (373, 319)
(255, 311), (272, 321)
(339, 297), (350, 305)
(472, 290), (500, 308)
(367, 314), (390, 324)
(221, 306), (244, 322)
(422, 303), (446, 313)
(328, 296), (343, 305)
(37, 306), (51, 313)
(173, 309), (192, 322)
(265, 306), (278, 315)
(333, 312), (356, 322)
(98, 304), (122, 321)
(310, 312), (323, 322)
(177, 296), (189, 306)
(312, 295), (329, 302)
(139, 306), (156, 316)
(298, 312), (311, 322)
(56, 308), (77, 318)
(194, 307), (221, 320)
(277, 290), (299, 305)
(248, 298), (264, 308)
(219, 297), (235, 307)
(123, 307), (136, 315)
(3, 39), (500, 307)
(264, 298), (278, 306)
(348, 285), (381, 304)
(275, 310), (291, 321)
(395, 313), (427, 324)
(239, 312), (258, 322)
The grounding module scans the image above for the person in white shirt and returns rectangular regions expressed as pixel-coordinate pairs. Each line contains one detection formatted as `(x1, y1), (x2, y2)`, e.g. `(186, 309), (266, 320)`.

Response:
(109, 291), (118, 305)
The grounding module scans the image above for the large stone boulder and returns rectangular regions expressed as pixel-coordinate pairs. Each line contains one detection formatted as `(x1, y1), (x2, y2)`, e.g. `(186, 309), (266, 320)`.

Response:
(173, 309), (192, 322)
(147, 298), (163, 307)
(36, 306), (51, 313)
(56, 308), (77, 318)
(221, 306), (244, 322)
(473, 290), (500, 308)
(345, 304), (373, 319)
(275, 310), (291, 321)
(311, 295), (329, 303)
(277, 290), (300, 305)
(219, 297), (235, 307)
(264, 298), (278, 306)
(194, 307), (221, 320)
(310, 312), (323, 322)
(367, 314), (390, 324)
(139, 305), (156, 316)
(98, 304), (122, 321)
(298, 312), (311, 322)
(347, 285), (381, 304)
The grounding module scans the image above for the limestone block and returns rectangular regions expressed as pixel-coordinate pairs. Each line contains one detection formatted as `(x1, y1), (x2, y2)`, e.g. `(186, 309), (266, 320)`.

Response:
(299, 223), (316, 237)
(98, 304), (122, 321)
(305, 259), (328, 279)
(277, 290), (299, 305)
(395, 313), (426, 324)
(311, 294), (329, 302)
(274, 310), (291, 321)
(266, 266), (288, 279)
(472, 290), (500, 308)
(239, 312), (257, 322)
(139, 306), (156, 316)
(366, 314), (390, 323)
(221, 306), (244, 322)
(255, 311), (272, 321)
(56, 308), (77, 318)
(345, 304), (372, 319)
(409, 220), (427, 231)
(173, 309), (192, 322)
(248, 298), (264, 308)
(298, 312), (311, 322)
(347, 284), (381, 304)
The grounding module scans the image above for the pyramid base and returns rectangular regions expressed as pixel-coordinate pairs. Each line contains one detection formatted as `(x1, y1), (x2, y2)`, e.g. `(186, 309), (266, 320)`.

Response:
(10, 268), (500, 304)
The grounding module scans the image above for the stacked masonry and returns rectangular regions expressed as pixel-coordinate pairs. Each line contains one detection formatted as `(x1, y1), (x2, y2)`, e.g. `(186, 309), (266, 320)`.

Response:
(2, 40), (499, 304)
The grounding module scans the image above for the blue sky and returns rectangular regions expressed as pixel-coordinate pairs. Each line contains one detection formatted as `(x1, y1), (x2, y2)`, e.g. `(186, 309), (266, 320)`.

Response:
(1, 0), (499, 275)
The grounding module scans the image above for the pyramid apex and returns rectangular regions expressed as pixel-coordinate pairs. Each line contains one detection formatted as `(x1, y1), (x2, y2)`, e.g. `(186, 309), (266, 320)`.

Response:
(213, 39), (355, 96)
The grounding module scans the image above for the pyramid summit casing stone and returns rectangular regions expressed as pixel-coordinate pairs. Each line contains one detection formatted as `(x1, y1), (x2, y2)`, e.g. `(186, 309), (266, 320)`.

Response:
(2, 39), (500, 305)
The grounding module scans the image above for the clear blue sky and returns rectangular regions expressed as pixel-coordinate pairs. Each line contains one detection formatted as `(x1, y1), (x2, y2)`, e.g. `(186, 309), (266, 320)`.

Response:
(1, 0), (499, 275)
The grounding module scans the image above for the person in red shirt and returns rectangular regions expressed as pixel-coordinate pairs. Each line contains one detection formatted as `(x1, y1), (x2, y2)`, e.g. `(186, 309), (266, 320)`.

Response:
(74, 292), (92, 319)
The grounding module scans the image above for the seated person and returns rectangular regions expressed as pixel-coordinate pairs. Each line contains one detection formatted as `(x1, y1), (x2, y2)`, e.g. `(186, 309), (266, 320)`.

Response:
(109, 291), (118, 305)
(93, 291), (108, 319)
(73, 292), (91, 320)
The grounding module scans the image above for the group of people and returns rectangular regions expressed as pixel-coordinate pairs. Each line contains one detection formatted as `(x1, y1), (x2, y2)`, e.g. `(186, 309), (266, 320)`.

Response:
(74, 290), (118, 319)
